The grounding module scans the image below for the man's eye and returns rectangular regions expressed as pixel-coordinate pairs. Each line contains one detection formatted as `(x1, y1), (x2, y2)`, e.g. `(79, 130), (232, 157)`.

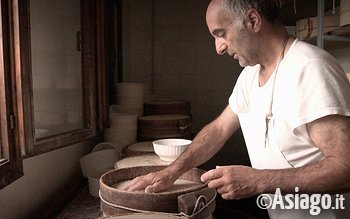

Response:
(217, 32), (225, 37)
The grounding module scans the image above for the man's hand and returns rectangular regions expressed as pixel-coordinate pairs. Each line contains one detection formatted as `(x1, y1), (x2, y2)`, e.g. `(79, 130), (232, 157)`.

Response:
(122, 170), (176, 193)
(201, 165), (262, 200)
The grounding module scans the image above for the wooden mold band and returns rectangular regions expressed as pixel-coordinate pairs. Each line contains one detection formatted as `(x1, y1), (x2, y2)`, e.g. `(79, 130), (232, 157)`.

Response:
(98, 190), (217, 218)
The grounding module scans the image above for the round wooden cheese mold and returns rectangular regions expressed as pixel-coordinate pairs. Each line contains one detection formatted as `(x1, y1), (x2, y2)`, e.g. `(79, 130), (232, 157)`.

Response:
(103, 213), (214, 219)
(99, 166), (207, 216)
(114, 154), (170, 169)
(102, 213), (187, 218)
(144, 100), (191, 116)
(137, 115), (192, 141)
(124, 141), (155, 157)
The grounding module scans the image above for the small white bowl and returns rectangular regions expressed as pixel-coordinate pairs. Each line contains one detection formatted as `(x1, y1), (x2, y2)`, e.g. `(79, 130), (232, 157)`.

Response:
(91, 142), (123, 159)
(79, 149), (119, 178)
(152, 139), (191, 162)
(87, 168), (114, 197)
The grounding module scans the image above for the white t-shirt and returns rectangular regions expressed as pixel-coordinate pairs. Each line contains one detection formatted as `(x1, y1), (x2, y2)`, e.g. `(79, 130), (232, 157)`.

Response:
(229, 39), (350, 218)
(229, 39), (350, 169)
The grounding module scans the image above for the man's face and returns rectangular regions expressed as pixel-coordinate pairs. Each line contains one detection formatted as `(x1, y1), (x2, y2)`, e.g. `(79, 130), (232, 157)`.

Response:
(206, 0), (255, 67)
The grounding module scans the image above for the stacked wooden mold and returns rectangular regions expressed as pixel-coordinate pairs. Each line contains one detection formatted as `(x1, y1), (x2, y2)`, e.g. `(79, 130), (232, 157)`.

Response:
(104, 107), (138, 148)
(116, 141), (167, 169)
(123, 141), (155, 157)
(137, 100), (193, 141)
(115, 83), (145, 116)
(104, 83), (146, 148)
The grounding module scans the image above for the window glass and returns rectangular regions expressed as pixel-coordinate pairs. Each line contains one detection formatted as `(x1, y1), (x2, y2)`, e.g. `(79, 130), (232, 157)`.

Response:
(30, 0), (82, 138)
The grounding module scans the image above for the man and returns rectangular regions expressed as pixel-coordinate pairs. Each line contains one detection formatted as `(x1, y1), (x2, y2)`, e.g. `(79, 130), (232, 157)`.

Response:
(124, 0), (350, 218)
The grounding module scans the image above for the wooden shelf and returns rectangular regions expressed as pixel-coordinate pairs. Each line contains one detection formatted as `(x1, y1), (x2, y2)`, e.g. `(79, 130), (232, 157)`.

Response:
(324, 25), (350, 49)
(300, 25), (350, 50)
(302, 38), (350, 50)
(329, 25), (350, 36)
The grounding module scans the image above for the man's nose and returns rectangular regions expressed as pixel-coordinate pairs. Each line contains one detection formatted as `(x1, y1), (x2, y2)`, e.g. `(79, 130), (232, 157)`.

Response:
(215, 39), (227, 55)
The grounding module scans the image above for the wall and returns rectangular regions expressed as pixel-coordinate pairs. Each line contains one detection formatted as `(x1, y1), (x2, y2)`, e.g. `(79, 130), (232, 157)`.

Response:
(122, 0), (251, 168)
(0, 141), (94, 219)
(122, 0), (242, 131)
(330, 47), (350, 73)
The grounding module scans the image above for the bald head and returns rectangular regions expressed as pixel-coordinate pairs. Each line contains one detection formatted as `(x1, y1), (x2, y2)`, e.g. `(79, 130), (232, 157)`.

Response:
(210, 0), (281, 24)
(206, 0), (245, 31)
(206, 0), (226, 20)
(206, 0), (243, 36)
(207, 0), (224, 10)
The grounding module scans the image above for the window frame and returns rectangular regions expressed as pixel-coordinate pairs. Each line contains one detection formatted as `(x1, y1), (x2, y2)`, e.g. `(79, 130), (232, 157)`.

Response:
(1, 0), (107, 189)
(0, 0), (24, 189)
(19, 0), (100, 157)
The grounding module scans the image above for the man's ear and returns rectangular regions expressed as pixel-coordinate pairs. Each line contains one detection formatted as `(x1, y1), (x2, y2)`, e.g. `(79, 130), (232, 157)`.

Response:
(244, 9), (262, 32)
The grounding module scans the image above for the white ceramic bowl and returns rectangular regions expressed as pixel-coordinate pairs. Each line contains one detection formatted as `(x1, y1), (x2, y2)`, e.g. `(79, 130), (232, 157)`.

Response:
(152, 139), (191, 162)
(87, 168), (113, 197)
(91, 142), (123, 159)
(79, 149), (119, 178)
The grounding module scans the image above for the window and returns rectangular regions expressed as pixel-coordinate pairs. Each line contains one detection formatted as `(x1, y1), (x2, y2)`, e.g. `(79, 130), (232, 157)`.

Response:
(1, 0), (105, 188)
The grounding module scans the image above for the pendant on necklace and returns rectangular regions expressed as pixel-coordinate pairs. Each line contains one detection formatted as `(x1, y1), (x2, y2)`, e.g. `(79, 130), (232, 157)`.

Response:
(264, 113), (273, 148)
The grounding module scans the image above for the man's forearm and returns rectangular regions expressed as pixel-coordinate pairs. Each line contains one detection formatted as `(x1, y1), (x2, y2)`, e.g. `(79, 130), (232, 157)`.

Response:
(259, 157), (350, 195)
(167, 121), (234, 178)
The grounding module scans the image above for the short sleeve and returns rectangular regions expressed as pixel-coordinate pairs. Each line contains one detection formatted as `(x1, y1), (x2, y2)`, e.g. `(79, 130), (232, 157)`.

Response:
(288, 58), (350, 131)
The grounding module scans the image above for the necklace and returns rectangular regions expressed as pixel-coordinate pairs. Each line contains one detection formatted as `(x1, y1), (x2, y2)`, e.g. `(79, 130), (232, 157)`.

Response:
(264, 35), (291, 148)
